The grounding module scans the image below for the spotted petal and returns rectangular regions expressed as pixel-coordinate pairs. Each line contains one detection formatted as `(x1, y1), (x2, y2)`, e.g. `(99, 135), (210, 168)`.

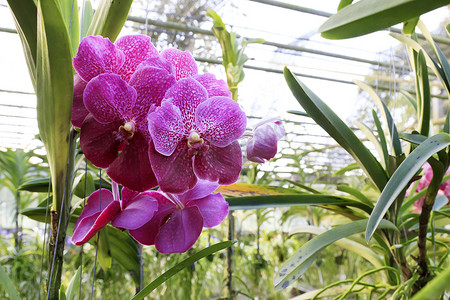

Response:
(107, 132), (158, 192)
(247, 122), (279, 163)
(161, 48), (198, 80)
(164, 78), (208, 131)
(193, 73), (231, 98)
(149, 142), (197, 194)
(129, 57), (177, 122)
(114, 35), (159, 82)
(111, 192), (158, 230)
(73, 35), (125, 82)
(189, 193), (228, 228)
(155, 206), (203, 254)
(148, 101), (185, 156)
(194, 141), (242, 185)
(196, 96), (247, 147)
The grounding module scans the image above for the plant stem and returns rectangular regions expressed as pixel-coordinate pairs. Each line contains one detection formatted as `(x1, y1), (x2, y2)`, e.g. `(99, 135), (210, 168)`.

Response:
(226, 211), (235, 299)
(46, 130), (78, 300)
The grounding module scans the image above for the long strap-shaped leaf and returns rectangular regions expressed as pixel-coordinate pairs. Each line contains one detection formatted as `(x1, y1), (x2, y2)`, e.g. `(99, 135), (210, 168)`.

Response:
(0, 265), (20, 300)
(274, 219), (397, 290)
(366, 133), (450, 242)
(132, 241), (233, 300)
(284, 67), (388, 191)
(318, 0), (450, 39)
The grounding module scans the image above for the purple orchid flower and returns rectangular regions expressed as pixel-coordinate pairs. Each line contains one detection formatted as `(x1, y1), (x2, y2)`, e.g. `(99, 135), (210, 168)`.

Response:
(147, 77), (247, 194)
(72, 182), (158, 245)
(246, 118), (285, 163)
(129, 180), (228, 253)
(72, 35), (160, 128)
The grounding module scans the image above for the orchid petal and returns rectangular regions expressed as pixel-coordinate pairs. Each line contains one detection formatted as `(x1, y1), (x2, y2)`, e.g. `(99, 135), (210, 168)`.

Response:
(193, 73), (231, 98)
(194, 141), (242, 185)
(246, 124), (278, 163)
(129, 57), (177, 122)
(121, 187), (139, 207)
(155, 206), (203, 254)
(160, 48), (198, 80)
(107, 132), (158, 192)
(149, 142), (197, 194)
(189, 193), (228, 228)
(114, 35), (159, 82)
(71, 74), (88, 128)
(129, 192), (176, 245)
(196, 96), (247, 147)
(164, 78), (208, 130)
(148, 101), (185, 156)
(178, 180), (219, 204)
(80, 115), (123, 168)
(73, 35), (125, 82)
(75, 189), (115, 226)
(83, 74), (137, 124)
(111, 193), (158, 230)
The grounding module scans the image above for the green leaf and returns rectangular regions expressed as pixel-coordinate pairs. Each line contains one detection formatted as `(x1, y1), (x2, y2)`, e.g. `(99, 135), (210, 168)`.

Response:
(354, 80), (402, 156)
(410, 265), (450, 300)
(86, 0), (133, 42)
(59, 0), (80, 57)
(337, 0), (353, 11)
(132, 241), (233, 300)
(36, 0), (74, 211)
(0, 264), (20, 300)
(400, 132), (427, 145)
(413, 50), (430, 136)
(65, 267), (81, 300)
(97, 230), (112, 271)
(59, 285), (67, 300)
(19, 177), (50, 193)
(333, 162), (359, 176)
(336, 185), (374, 207)
(402, 17), (419, 35)
(400, 90), (417, 112)
(353, 120), (386, 169)
(217, 183), (303, 197)
(366, 133), (450, 241)
(319, 0), (450, 39)
(227, 194), (372, 214)
(80, 0), (93, 38)
(372, 110), (389, 170)
(73, 172), (95, 199)
(7, 0), (38, 87)
(284, 67), (388, 191)
(274, 219), (397, 290)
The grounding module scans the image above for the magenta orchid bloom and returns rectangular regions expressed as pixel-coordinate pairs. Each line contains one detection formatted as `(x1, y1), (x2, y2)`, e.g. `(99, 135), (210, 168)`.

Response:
(412, 162), (450, 212)
(129, 180), (228, 254)
(246, 118), (285, 163)
(147, 77), (247, 194)
(72, 183), (158, 245)
(72, 35), (159, 128)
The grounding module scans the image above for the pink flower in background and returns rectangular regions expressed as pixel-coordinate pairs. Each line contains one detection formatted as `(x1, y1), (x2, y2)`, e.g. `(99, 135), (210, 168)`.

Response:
(148, 77), (247, 194)
(129, 180), (228, 253)
(72, 184), (158, 245)
(72, 35), (159, 128)
(412, 162), (450, 212)
(246, 118), (285, 163)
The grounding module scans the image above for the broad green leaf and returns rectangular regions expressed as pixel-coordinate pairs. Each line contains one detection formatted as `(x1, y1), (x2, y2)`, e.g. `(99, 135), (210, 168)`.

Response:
(59, 285), (67, 300)
(274, 219), (397, 290)
(97, 230), (112, 270)
(226, 194), (372, 214)
(372, 110), (389, 170)
(284, 67), (388, 191)
(73, 172), (95, 199)
(413, 50), (430, 136)
(0, 264), (20, 300)
(19, 177), (50, 192)
(354, 80), (402, 156)
(445, 109), (450, 134)
(36, 0), (74, 212)
(7, 0), (38, 87)
(289, 226), (383, 268)
(132, 241), (233, 300)
(402, 17), (419, 35)
(410, 265), (450, 300)
(319, 0), (450, 39)
(337, 185), (374, 207)
(86, 0), (132, 42)
(80, 0), (93, 38)
(65, 267), (81, 300)
(59, 0), (79, 56)
(400, 132), (427, 145)
(366, 133), (450, 241)
(21, 206), (79, 224)
(217, 183), (303, 197)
